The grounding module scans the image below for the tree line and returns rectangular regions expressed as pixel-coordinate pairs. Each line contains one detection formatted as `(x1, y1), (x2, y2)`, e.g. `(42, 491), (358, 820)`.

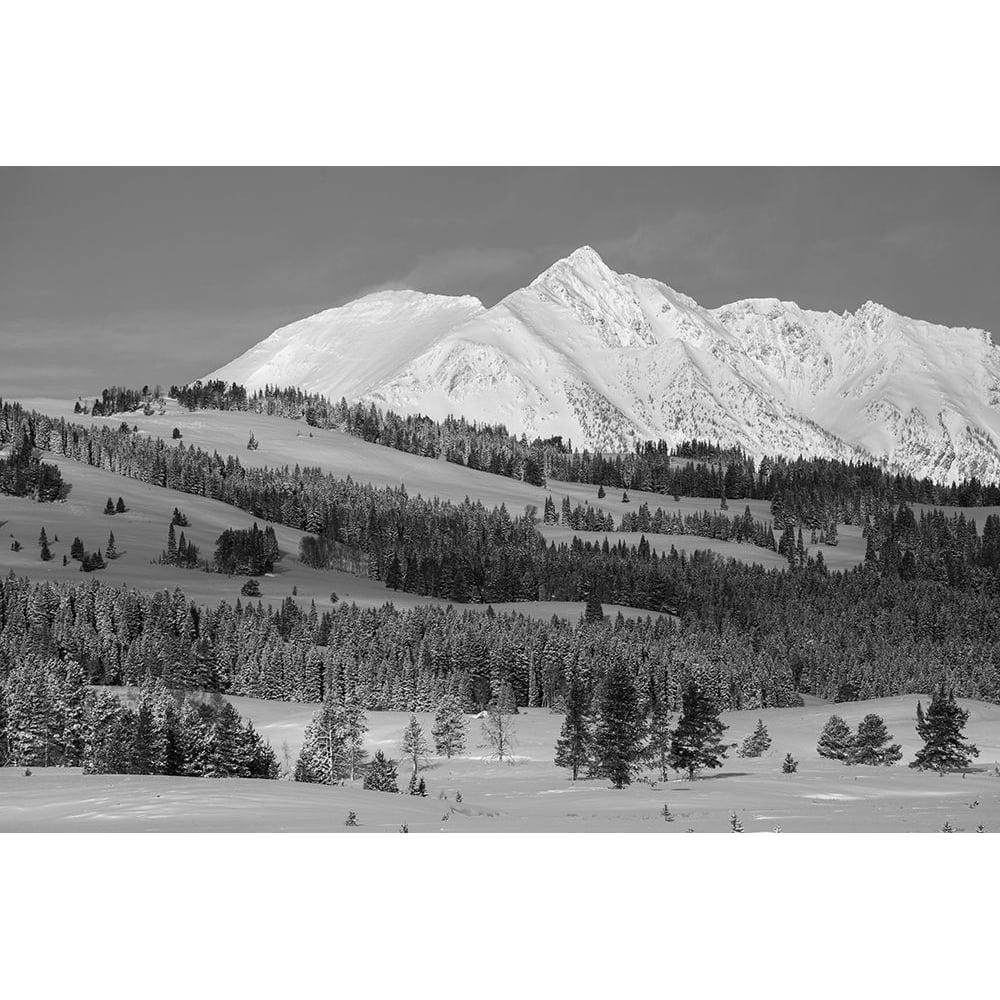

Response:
(80, 383), (1000, 506)
(0, 657), (278, 777)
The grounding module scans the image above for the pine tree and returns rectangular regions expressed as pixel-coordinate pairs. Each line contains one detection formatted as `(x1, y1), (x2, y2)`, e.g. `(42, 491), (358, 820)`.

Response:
(132, 701), (160, 774)
(737, 719), (772, 758)
(668, 680), (728, 779)
(83, 689), (132, 774)
(105, 530), (118, 560)
(340, 700), (368, 782)
(115, 497), (127, 513)
(400, 714), (429, 774)
(730, 811), (744, 832)
(295, 700), (348, 784)
(104, 497), (116, 516)
(38, 527), (48, 547)
(597, 484), (606, 499)
(431, 695), (467, 758)
(203, 701), (247, 777)
(782, 752), (798, 773)
(363, 750), (399, 793)
(70, 537), (84, 561)
(591, 661), (648, 789)
(40, 537), (53, 561)
(480, 681), (517, 762)
(584, 590), (604, 624)
(816, 714), (854, 762)
(851, 713), (902, 766)
(910, 685), (980, 772)
(385, 554), (402, 591)
(553, 672), (593, 780)
(166, 522), (177, 563)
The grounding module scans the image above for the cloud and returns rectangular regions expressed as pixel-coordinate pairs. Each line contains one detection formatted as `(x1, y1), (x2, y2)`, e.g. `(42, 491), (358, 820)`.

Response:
(363, 245), (542, 302)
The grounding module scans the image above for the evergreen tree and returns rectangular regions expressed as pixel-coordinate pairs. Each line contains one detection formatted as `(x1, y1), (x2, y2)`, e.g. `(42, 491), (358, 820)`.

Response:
(584, 590), (604, 624)
(668, 680), (728, 779)
(105, 530), (118, 560)
(553, 672), (593, 780)
(737, 718), (772, 758)
(339, 700), (368, 782)
(385, 554), (401, 591)
(203, 701), (247, 777)
(782, 752), (798, 773)
(850, 713), (902, 766)
(104, 497), (116, 515)
(431, 695), (467, 758)
(83, 689), (132, 774)
(39, 537), (53, 561)
(910, 686), (980, 772)
(816, 714), (854, 762)
(400, 714), (429, 774)
(132, 701), (160, 774)
(645, 692), (673, 781)
(597, 484), (606, 499)
(363, 750), (399, 792)
(115, 496), (127, 513)
(591, 661), (648, 789)
(295, 700), (348, 784)
(70, 537), (84, 561)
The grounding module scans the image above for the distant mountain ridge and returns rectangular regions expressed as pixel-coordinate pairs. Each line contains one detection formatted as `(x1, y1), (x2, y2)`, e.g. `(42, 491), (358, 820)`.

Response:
(205, 245), (1000, 483)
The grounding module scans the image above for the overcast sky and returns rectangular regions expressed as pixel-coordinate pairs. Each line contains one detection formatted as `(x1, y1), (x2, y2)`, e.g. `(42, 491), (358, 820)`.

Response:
(2, 166), (998, 398)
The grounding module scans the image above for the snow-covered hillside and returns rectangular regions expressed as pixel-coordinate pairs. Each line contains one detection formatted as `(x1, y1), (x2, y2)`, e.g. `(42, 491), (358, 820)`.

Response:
(205, 246), (1000, 482)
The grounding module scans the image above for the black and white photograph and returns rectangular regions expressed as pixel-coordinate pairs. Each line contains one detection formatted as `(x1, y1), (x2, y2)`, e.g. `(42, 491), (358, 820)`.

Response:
(2, 3), (997, 996)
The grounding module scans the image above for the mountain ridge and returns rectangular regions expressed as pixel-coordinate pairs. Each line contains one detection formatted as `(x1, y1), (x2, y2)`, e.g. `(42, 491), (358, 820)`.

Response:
(205, 246), (1000, 483)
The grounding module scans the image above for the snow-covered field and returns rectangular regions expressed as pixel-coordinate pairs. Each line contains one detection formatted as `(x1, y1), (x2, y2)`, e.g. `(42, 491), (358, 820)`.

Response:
(3, 693), (999, 832)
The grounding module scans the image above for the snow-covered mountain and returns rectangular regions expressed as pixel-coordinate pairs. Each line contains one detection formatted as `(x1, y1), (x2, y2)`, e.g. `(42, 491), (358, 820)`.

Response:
(205, 246), (1000, 483)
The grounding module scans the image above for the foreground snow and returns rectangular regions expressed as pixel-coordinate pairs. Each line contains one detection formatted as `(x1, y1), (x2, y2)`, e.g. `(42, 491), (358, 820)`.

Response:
(3, 694), (999, 832)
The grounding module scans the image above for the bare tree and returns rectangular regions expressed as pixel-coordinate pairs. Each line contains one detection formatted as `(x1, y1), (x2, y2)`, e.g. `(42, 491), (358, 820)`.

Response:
(480, 682), (518, 762)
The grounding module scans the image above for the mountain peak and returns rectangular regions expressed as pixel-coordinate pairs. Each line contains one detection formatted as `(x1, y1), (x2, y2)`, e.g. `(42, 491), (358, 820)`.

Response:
(530, 245), (613, 289)
(204, 251), (1000, 483)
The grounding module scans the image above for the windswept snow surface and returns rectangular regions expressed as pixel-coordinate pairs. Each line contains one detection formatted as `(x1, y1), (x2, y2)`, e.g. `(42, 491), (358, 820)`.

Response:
(205, 246), (1000, 483)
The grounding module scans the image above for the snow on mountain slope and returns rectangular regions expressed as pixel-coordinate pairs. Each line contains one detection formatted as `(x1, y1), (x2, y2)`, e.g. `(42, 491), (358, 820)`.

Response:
(203, 246), (1000, 482)
(205, 290), (485, 400)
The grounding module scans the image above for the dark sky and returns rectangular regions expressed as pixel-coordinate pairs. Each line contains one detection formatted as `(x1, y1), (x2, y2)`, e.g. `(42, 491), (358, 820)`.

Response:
(2, 166), (998, 397)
